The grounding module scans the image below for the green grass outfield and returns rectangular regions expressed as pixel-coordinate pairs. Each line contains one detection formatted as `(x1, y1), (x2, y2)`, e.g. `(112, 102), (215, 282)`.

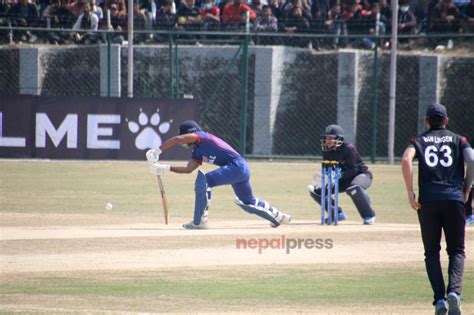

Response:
(1, 160), (472, 314)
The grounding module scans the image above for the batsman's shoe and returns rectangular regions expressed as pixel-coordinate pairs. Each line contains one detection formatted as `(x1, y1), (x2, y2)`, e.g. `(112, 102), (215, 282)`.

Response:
(325, 210), (347, 224)
(447, 292), (461, 315)
(466, 214), (474, 227)
(363, 216), (376, 225)
(270, 211), (291, 228)
(182, 221), (209, 230)
(434, 299), (448, 315)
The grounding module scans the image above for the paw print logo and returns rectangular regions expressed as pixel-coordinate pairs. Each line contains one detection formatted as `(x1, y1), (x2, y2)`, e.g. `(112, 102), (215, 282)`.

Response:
(127, 109), (172, 150)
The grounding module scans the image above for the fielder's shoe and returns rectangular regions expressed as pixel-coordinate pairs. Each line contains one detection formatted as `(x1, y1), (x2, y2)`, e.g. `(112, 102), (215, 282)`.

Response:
(447, 292), (461, 315)
(363, 216), (376, 225)
(325, 210), (347, 224)
(434, 299), (448, 315)
(466, 214), (474, 227)
(182, 220), (209, 230)
(270, 211), (291, 228)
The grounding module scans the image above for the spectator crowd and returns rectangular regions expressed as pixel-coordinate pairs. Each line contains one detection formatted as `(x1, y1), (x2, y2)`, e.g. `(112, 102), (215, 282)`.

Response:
(0, 0), (473, 47)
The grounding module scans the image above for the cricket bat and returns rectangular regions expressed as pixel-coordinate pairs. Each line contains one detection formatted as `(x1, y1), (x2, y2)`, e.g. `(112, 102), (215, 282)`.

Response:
(156, 176), (169, 225)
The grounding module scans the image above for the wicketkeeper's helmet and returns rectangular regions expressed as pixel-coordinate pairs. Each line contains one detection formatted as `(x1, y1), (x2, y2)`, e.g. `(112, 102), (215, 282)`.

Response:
(179, 120), (201, 135)
(320, 124), (344, 151)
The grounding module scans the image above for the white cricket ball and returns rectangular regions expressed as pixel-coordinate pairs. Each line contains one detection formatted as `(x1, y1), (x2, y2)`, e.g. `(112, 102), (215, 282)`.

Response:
(105, 202), (113, 211)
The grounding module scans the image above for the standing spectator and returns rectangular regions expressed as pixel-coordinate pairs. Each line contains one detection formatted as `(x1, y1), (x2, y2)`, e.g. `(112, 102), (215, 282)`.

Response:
(460, 0), (474, 32)
(398, 0), (417, 42)
(8, 0), (40, 43)
(308, 124), (377, 225)
(71, 1), (99, 43)
(146, 120), (291, 230)
(253, 4), (278, 44)
(280, 5), (311, 47)
(402, 103), (473, 315)
(221, 0), (256, 29)
(429, 0), (461, 47)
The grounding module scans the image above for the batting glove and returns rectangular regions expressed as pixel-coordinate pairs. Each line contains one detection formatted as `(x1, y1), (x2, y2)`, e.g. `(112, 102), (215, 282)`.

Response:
(149, 163), (170, 176)
(146, 148), (162, 163)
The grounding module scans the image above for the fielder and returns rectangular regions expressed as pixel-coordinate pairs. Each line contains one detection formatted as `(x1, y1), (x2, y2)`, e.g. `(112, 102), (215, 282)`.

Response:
(146, 120), (291, 230)
(308, 124), (377, 225)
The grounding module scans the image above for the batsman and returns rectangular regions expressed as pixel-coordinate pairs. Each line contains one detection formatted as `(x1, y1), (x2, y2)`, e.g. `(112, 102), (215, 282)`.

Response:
(146, 120), (291, 230)
(308, 125), (377, 225)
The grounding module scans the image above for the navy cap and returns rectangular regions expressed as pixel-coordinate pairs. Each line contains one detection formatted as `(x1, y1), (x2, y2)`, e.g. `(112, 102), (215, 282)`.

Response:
(179, 120), (201, 135)
(426, 103), (447, 119)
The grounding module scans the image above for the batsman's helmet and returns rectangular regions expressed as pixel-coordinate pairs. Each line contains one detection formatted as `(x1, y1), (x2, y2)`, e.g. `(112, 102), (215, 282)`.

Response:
(320, 124), (344, 151)
(179, 120), (201, 135)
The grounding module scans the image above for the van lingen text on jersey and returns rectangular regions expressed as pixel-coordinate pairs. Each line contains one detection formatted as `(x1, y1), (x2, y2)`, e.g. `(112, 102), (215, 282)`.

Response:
(423, 136), (453, 143)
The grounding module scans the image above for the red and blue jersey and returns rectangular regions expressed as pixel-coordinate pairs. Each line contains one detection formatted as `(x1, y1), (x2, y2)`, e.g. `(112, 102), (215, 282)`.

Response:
(191, 131), (241, 166)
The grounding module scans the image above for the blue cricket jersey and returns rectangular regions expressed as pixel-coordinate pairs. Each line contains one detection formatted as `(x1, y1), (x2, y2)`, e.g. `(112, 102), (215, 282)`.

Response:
(191, 131), (241, 166)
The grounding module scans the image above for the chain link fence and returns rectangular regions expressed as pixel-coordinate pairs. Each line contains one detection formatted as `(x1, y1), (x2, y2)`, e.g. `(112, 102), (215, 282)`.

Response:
(1, 29), (473, 159)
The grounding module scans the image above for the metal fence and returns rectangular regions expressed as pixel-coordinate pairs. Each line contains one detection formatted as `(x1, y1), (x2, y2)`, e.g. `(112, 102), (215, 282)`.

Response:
(1, 29), (473, 160)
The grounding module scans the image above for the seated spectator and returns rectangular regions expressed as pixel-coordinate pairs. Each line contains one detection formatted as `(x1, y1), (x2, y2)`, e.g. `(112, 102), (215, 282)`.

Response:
(429, 0), (461, 46)
(42, 0), (77, 43)
(177, 0), (201, 32)
(8, 0), (40, 43)
(323, 3), (346, 47)
(104, 0), (126, 17)
(68, 0), (89, 17)
(311, 0), (330, 21)
(253, 4), (277, 43)
(280, 5), (311, 47)
(343, 0), (364, 46)
(0, 0), (12, 43)
(360, 3), (387, 48)
(132, 1), (149, 43)
(250, 0), (263, 17)
(378, 0), (392, 23)
(281, 0), (311, 20)
(104, 3), (126, 43)
(268, 0), (281, 19)
(253, 4), (277, 31)
(397, 0), (416, 42)
(91, 0), (103, 23)
(155, 0), (176, 40)
(199, 0), (220, 32)
(221, 0), (256, 30)
(71, 1), (99, 44)
(461, 0), (474, 32)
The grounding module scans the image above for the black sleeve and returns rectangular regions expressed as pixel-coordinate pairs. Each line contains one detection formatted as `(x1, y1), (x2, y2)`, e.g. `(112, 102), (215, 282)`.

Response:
(339, 145), (360, 182)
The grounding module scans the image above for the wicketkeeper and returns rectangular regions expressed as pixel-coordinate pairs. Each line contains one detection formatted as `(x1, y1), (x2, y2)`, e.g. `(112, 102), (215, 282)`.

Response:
(308, 124), (377, 225)
(146, 120), (291, 230)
